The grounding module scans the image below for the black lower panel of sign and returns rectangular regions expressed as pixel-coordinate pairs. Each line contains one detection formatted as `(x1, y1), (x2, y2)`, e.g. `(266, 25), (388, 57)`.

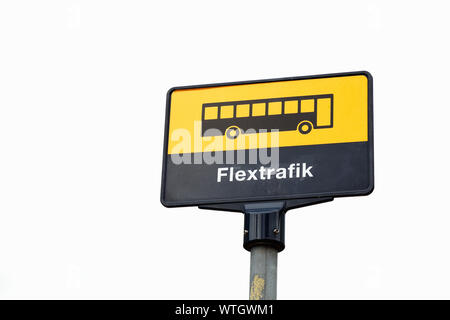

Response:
(162, 142), (373, 206)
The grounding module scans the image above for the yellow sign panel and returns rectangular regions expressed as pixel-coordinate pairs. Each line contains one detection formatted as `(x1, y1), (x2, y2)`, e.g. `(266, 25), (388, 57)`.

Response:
(167, 74), (369, 154)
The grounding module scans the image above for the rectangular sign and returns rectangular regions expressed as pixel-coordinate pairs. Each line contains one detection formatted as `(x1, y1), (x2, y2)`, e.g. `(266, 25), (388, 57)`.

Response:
(161, 71), (374, 207)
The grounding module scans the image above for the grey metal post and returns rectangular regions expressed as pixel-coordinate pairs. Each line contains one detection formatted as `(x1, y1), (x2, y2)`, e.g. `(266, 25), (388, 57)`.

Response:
(249, 245), (278, 300)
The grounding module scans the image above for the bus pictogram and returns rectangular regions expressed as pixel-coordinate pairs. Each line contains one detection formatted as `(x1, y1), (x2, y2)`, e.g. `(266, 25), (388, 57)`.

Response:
(201, 94), (334, 139)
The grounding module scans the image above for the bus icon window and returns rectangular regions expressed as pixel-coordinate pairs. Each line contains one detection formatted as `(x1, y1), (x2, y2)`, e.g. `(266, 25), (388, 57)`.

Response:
(252, 103), (266, 117)
(301, 99), (315, 113)
(220, 105), (234, 119)
(268, 102), (282, 115)
(236, 104), (250, 117)
(284, 100), (298, 114)
(201, 94), (333, 139)
(204, 106), (218, 120)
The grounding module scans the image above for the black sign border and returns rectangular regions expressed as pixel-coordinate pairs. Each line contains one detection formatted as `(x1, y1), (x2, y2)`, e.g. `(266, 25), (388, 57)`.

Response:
(161, 71), (374, 207)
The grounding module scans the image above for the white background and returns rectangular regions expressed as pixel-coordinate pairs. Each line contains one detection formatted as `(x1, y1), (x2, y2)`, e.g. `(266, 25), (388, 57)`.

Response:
(0, 0), (449, 299)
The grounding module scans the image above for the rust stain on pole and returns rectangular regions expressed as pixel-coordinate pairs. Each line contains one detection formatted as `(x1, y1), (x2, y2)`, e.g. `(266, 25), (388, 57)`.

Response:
(250, 275), (265, 300)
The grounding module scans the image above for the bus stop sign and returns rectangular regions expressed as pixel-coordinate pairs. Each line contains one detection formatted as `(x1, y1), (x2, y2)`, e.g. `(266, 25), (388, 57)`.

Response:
(161, 71), (374, 207)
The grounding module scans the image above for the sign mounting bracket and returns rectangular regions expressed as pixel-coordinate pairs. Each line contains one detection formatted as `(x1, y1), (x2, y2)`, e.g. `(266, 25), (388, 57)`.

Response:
(199, 197), (334, 252)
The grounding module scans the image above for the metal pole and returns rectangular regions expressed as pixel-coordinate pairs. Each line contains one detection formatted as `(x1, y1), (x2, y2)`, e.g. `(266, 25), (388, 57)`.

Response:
(201, 198), (334, 299)
(249, 245), (278, 300)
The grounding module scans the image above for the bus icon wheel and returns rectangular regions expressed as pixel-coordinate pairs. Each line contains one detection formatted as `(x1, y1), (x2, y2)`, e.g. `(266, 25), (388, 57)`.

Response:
(297, 121), (313, 135)
(225, 126), (241, 139)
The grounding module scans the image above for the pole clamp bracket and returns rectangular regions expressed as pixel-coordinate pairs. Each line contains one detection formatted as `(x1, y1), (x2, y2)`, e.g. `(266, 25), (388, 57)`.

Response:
(199, 197), (334, 253)
(244, 201), (286, 252)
